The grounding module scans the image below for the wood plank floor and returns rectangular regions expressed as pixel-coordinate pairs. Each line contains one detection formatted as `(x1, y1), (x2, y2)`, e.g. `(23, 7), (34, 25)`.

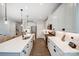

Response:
(30, 38), (50, 56)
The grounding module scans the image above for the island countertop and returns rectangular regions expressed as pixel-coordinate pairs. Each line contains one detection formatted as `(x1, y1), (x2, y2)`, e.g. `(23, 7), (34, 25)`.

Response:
(48, 36), (79, 53)
(0, 34), (34, 53)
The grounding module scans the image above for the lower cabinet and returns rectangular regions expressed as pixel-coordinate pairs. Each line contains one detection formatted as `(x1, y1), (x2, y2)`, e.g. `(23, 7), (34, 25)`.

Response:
(21, 49), (27, 56)
(48, 41), (54, 55)
(20, 40), (33, 56)
(48, 39), (63, 56)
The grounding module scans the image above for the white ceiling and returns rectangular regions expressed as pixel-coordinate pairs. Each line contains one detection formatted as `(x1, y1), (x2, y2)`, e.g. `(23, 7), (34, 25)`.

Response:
(0, 3), (60, 22)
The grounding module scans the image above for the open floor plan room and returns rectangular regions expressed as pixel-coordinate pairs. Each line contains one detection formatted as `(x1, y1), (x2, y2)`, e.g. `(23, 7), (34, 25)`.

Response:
(0, 3), (79, 56)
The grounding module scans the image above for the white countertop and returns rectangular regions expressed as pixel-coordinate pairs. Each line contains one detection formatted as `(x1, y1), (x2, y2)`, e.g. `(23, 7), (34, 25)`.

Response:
(48, 36), (79, 53)
(0, 34), (34, 53)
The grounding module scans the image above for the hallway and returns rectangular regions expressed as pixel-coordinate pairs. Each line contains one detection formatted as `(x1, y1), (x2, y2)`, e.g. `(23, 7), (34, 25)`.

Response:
(30, 38), (50, 56)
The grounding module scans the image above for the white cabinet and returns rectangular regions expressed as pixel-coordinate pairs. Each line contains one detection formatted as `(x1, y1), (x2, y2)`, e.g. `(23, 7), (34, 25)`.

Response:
(26, 39), (33, 55)
(20, 39), (33, 56)
(20, 49), (27, 56)
(48, 39), (54, 55)
(47, 31), (79, 56)
(16, 39), (33, 56)
(48, 38), (63, 56)
(48, 37), (79, 56)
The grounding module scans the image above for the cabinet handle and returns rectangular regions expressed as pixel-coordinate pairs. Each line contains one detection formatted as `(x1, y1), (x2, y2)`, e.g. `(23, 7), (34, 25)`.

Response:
(54, 46), (56, 48)
(27, 46), (29, 48)
(22, 50), (26, 54)
(24, 37), (27, 39)
(27, 44), (29, 45)
(54, 49), (56, 52)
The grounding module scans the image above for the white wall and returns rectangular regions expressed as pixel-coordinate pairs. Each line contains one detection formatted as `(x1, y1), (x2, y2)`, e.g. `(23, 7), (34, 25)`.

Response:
(75, 4), (79, 33)
(46, 4), (75, 32)
(9, 20), (16, 36)
(0, 18), (16, 36)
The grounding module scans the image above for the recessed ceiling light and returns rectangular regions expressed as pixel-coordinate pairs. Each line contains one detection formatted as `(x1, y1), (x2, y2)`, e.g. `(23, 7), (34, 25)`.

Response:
(73, 3), (77, 6)
(1, 3), (4, 6)
(53, 16), (57, 19)
(40, 3), (44, 5)
(25, 6), (28, 10)
(21, 24), (23, 27)
(40, 16), (43, 19)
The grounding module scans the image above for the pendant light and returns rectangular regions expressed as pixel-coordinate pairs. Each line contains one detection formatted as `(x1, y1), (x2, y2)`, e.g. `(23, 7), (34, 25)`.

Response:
(4, 3), (8, 24)
(26, 15), (28, 26)
(20, 9), (23, 27)
(20, 9), (24, 39)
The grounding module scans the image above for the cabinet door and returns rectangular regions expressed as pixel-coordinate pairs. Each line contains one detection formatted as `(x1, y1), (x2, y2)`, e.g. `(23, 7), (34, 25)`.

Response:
(54, 45), (64, 56)
(26, 39), (33, 56)
(49, 44), (55, 55)
(20, 49), (27, 56)
(48, 40), (55, 56)
(21, 44), (30, 56)
(21, 41), (31, 56)
(48, 39), (63, 56)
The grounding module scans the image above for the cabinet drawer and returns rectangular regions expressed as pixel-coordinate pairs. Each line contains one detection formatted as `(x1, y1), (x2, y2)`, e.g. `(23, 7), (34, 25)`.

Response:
(52, 43), (63, 56)
(21, 40), (33, 56)
(26, 40), (33, 55)
(52, 42), (63, 56)
(48, 43), (54, 56)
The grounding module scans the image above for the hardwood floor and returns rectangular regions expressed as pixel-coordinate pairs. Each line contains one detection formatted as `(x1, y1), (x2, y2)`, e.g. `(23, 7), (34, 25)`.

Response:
(30, 38), (50, 56)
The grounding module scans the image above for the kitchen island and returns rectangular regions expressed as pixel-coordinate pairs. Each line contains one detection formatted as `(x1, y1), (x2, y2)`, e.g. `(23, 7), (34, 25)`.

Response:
(48, 37), (79, 56)
(0, 34), (35, 56)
